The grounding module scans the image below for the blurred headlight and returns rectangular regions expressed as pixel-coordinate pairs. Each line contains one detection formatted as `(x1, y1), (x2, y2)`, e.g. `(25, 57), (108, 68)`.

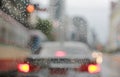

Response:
(96, 56), (103, 64)
(92, 51), (103, 64)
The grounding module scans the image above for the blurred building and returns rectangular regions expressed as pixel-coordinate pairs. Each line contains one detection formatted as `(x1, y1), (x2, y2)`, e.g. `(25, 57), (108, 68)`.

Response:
(49, 0), (65, 20)
(72, 16), (88, 43)
(65, 16), (76, 41)
(49, 0), (66, 41)
(63, 16), (88, 44)
(49, 1), (88, 43)
(108, 1), (120, 51)
(88, 28), (100, 49)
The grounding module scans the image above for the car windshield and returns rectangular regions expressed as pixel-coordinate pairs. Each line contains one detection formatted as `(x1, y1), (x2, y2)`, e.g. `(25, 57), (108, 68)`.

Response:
(0, 0), (120, 77)
(40, 47), (90, 58)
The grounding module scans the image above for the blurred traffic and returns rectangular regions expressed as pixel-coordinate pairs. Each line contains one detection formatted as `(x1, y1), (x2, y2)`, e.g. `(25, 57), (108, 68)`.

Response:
(0, 0), (120, 77)
(17, 42), (101, 77)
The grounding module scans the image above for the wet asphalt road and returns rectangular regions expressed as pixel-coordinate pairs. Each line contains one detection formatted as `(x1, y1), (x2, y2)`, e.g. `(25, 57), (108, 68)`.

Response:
(101, 52), (120, 77)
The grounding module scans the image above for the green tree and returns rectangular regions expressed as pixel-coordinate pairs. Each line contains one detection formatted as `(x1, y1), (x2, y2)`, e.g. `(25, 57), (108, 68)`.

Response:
(36, 18), (54, 41)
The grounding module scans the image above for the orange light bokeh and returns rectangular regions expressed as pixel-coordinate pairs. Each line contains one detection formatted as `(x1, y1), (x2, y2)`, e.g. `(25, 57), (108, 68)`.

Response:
(26, 4), (35, 13)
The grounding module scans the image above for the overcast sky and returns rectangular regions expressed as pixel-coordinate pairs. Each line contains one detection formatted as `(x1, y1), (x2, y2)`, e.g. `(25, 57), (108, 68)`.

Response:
(32, 0), (113, 44)
(65, 0), (111, 44)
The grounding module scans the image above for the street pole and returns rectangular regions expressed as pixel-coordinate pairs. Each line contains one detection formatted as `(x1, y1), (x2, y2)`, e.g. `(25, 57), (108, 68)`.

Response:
(58, 19), (64, 46)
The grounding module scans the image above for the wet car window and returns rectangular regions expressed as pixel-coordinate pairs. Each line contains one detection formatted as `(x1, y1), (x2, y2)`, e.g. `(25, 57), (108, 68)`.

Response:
(0, 0), (120, 77)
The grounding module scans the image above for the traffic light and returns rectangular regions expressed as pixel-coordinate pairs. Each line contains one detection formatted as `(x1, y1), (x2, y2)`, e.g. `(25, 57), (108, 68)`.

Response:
(26, 4), (35, 13)
(26, 4), (46, 13)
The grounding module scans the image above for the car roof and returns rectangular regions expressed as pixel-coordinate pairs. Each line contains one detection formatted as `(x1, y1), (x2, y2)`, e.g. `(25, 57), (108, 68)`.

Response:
(41, 42), (89, 48)
(30, 42), (92, 59)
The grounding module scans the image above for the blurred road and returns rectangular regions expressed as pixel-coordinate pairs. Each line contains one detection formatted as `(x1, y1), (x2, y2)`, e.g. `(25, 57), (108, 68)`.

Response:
(101, 52), (120, 77)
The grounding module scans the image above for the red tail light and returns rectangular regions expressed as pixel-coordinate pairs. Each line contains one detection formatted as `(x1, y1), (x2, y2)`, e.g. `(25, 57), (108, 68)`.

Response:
(17, 63), (41, 73)
(17, 63), (30, 73)
(88, 64), (100, 74)
(75, 64), (101, 74)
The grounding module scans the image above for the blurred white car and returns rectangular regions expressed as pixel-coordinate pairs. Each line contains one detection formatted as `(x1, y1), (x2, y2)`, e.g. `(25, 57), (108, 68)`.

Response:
(17, 42), (102, 77)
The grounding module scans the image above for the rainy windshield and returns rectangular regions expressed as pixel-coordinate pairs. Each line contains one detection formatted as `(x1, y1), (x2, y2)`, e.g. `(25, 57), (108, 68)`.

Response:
(0, 0), (120, 77)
